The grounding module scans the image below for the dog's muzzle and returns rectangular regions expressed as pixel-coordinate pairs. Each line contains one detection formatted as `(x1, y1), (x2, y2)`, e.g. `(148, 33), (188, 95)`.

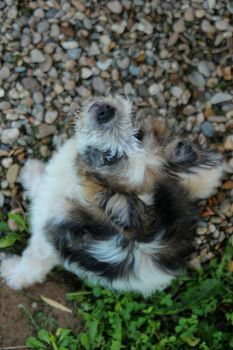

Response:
(89, 103), (115, 124)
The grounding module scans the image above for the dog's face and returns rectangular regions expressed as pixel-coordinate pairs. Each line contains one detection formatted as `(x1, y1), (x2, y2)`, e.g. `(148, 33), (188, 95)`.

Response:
(75, 96), (164, 191)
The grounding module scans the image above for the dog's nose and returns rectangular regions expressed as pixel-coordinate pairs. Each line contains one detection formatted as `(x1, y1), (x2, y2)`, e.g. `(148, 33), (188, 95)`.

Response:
(93, 104), (115, 124)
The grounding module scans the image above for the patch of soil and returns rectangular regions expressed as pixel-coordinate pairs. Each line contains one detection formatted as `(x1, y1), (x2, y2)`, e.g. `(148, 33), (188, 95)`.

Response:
(0, 272), (82, 348)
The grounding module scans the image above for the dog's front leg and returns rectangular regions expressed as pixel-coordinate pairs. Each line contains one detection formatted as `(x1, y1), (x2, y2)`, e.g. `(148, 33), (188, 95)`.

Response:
(165, 140), (224, 200)
(0, 235), (59, 290)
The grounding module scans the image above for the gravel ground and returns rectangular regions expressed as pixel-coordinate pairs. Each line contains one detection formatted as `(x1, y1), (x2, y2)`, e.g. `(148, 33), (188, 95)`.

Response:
(0, 0), (233, 266)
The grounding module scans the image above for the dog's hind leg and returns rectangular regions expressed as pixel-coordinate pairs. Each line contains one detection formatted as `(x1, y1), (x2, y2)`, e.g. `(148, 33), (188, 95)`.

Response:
(0, 235), (59, 290)
(20, 159), (45, 200)
(165, 140), (224, 200)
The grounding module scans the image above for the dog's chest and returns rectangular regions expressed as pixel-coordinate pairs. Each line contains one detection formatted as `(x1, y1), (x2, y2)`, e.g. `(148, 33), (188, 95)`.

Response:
(97, 192), (153, 228)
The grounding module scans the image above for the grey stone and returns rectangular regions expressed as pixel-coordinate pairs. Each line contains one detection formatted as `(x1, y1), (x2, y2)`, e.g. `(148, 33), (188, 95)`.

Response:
(45, 110), (58, 124)
(36, 124), (56, 139)
(129, 65), (140, 76)
(6, 164), (20, 184)
(0, 192), (4, 208)
(37, 20), (49, 33)
(92, 77), (106, 94)
(30, 49), (46, 63)
(1, 128), (20, 144)
(210, 93), (232, 104)
(107, 0), (123, 14)
(201, 121), (215, 138)
(189, 72), (205, 88)
(67, 48), (82, 60)
(0, 66), (10, 80)
(22, 78), (41, 92)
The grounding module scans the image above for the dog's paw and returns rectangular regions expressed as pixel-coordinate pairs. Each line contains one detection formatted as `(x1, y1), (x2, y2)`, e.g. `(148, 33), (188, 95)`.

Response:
(0, 254), (27, 290)
(20, 159), (44, 187)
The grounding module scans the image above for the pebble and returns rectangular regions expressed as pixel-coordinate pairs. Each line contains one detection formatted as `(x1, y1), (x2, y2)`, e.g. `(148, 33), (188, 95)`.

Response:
(0, 192), (4, 208)
(97, 59), (112, 71)
(129, 65), (140, 76)
(197, 61), (210, 77)
(224, 135), (233, 151)
(0, 66), (10, 80)
(1, 128), (20, 144)
(22, 78), (41, 92)
(184, 7), (194, 22)
(89, 42), (100, 56)
(173, 19), (186, 33)
(202, 20), (215, 33)
(171, 86), (183, 98)
(197, 227), (207, 235)
(62, 41), (79, 50)
(6, 164), (20, 184)
(30, 49), (46, 63)
(45, 111), (58, 124)
(107, 0), (123, 14)
(0, 88), (5, 97)
(201, 121), (215, 138)
(92, 77), (106, 93)
(67, 48), (81, 60)
(36, 124), (56, 139)
(33, 92), (44, 104)
(81, 68), (93, 79)
(189, 72), (205, 88)
(210, 93), (232, 105)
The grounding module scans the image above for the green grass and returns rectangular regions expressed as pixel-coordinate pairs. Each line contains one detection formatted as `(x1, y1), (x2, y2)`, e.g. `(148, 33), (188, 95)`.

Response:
(1, 215), (233, 350)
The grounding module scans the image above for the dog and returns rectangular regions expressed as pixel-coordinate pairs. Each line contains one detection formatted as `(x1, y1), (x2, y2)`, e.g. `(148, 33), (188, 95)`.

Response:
(0, 96), (224, 296)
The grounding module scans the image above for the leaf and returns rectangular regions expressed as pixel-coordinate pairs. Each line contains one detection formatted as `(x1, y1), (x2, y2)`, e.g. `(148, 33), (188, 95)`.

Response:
(0, 221), (10, 232)
(38, 329), (51, 344)
(183, 336), (200, 347)
(8, 212), (27, 231)
(0, 232), (20, 248)
(40, 295), (72, 313)
(26, 336), (47, 349)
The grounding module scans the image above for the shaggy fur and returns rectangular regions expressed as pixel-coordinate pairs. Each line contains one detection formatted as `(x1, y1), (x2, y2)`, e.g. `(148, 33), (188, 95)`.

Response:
(0, 96), (224, 296)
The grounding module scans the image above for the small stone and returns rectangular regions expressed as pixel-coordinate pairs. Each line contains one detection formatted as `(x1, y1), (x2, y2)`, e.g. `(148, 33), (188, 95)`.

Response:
(202, 20), (215, 33)
(92, 77), (106, 94)
(67, 48), (81, 60)
(2, 128), (20, 144)
(45, 111), (58, 124)
(107, 0), (123, 14)
(167, 32), (179, 47)
(62, 41), (79, 50)
(223, 135), (233, 151)
(138, 85), (149, 97)
(89, 42), (100, 56)
(197, 61), (210, 77)
(0, 88), (5, 97)
(8, 6), (17, 19)
(201, 121), (215, 138)
(22, 78), (41, 92)
(97, 59), (112, 71)
(149, 83), (163, 96)
(2, 158), (13, 168)
(222, 181), (233, 190)
(37, 20), (49, 33)
(220, 199), (230, 213)
(129, 65), (140, 76)
(6, 164), (20, 184)
(215, 20), (229, 31)
(208, 0), (216, 9)
(189, 72), (205, 88)
(210, 93), (232, 104)
(173, 19), (186, 33)
(33, 92), (44, 104)
(184, 7), (194, 22)
(197, 227), (207, 235)
(0, 102), (11, 111)
(81, 68), (93, 79)
(0, 192), (4, 208)
(40, 56), (53, 72)
(36, 124), (56, 139)
(50, 24), (60, 38)
(0, 66), (10, 80)
(183, 105), (196, 116)
(30, 49), (46, 63)
(170, 86), (183, 98)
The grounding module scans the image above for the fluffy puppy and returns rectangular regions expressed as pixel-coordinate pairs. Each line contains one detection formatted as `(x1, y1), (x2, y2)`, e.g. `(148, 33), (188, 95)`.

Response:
(0, 96), (224, 296)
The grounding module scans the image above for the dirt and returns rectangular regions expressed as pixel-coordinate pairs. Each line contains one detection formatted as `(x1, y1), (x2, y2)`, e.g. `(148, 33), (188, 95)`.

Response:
(0, 272), (82, 348)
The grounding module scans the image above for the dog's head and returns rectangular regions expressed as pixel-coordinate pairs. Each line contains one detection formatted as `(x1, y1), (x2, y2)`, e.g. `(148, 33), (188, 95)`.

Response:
(75, 95), (165, 192)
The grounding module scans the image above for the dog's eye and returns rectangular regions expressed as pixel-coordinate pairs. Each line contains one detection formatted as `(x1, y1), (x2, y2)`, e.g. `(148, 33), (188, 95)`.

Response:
(103, 151), (119, 165)
(134, 129), (144, 141)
